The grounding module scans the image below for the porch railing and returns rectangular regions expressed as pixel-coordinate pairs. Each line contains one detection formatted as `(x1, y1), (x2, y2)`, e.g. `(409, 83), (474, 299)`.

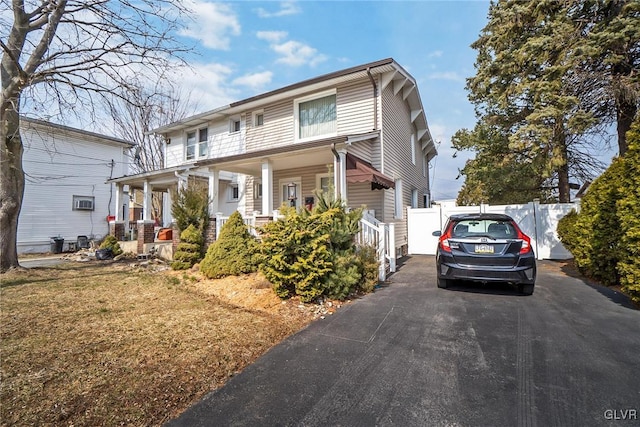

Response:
(356, 212), (396, 282)
(215, 213), (257, 239)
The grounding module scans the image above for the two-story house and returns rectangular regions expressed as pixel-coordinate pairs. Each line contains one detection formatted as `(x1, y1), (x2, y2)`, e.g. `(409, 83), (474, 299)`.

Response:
(108, 58), (437, 268)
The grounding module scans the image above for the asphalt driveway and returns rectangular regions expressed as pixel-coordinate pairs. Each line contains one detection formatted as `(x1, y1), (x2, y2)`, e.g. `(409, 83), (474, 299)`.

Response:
(167, 255), (640, 427)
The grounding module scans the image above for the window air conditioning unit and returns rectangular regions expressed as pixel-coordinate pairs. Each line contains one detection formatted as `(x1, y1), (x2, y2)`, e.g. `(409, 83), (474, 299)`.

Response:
(75, 198), (94, 210)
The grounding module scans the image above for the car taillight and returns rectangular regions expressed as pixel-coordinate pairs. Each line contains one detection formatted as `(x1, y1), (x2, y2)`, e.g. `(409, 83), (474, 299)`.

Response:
(516, 226), (532, 254)
(439, 227), (452, 253)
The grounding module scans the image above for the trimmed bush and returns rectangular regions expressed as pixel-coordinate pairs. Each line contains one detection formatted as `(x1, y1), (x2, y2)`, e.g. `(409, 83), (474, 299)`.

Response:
(556, 117), (640, 304)
(171, 224), (204, 270)
(200, 211), (258, 279)
(99, 235), (122, 257)
(257, 192), (367, 302)
(616, 122), (640, 304)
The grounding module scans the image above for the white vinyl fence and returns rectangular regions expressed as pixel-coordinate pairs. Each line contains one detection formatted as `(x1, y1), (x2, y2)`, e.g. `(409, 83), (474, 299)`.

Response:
(407, 201), (578, 260)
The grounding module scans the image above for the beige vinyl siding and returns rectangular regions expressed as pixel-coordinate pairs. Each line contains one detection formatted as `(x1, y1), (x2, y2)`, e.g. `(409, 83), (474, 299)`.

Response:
(347, 182), (384, 220)
(246, 99), (292, 152)
(348, 139), (373, 162)
(245, 79), (375, 153)
(380, 84), (429, 253)
(336, 79), (375, 136)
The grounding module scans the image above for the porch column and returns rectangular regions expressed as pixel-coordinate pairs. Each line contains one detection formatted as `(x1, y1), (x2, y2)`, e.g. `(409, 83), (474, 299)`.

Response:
(114, 183), (124, 221)
(208, 167), (219, 217)
(142, 180), (152, 221)
(261, 159), (273, 216)
(338, 150), (347, 202)
(163, 191), (172, 226)
(333, 155), (341, 200)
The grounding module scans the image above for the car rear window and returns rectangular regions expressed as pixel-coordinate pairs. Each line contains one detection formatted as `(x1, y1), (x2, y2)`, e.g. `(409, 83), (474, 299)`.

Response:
(451, 219), (518, 239)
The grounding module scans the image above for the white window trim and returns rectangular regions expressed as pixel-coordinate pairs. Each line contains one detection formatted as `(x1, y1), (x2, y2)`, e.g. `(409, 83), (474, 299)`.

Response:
(253, 110), (264, 127)
(229, 117), (241, 134)
(185, 127), (209, 161)
(411, 188), (418, 209)
(185, 130), (197, 161)
(315, 173), (332, 194)
(411, 133), (416, 165)
(422, 155), (427, 177)
(227, 183), (240, 202)
(254, 181), (262, 200)
(198, 127), (208, 159)
(394, 179), (403, 219)
(294, 89), (338, 143)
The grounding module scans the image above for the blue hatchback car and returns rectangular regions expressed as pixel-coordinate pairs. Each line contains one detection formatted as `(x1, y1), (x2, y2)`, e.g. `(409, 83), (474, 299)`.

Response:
(433, 213), (536, 295)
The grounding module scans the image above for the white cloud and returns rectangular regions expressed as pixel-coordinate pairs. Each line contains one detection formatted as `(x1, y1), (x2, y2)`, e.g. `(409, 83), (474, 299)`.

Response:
(427, 71), (464, 82)
(255, 2), (301, 18)
(232, 71), (273, 90)
(256, 30), (288, 43)
(257, 32), (327, 67)
(172, 62), (239, 111)
(180, 1), (240, 50)
(427, 50), (444, 58)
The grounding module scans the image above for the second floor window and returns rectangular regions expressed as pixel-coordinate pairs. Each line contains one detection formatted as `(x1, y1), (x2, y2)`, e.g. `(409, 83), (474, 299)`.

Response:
(198, 128), (208, 158)
(298, 94), (336, 140)
(186, 128), (208, 161)
(186, 131), (196, 160)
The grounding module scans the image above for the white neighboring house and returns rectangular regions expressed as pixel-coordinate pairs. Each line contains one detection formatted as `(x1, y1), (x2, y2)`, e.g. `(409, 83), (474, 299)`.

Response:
(17, 117), (133, 254)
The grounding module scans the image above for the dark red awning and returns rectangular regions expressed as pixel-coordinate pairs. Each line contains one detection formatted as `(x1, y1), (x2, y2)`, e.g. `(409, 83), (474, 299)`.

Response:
(345, 153), (395, 190)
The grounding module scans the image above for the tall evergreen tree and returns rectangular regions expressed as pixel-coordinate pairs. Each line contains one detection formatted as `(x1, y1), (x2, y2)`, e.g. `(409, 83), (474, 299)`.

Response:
(458, 0), (638, 203)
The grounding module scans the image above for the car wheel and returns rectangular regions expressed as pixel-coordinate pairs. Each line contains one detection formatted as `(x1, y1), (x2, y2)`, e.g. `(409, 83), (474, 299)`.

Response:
(437, 277), (449, 289)
(519, 284), (534, 295)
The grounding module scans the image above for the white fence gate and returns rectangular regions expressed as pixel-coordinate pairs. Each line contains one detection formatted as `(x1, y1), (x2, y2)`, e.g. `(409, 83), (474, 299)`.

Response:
(407, 201), (578, 260)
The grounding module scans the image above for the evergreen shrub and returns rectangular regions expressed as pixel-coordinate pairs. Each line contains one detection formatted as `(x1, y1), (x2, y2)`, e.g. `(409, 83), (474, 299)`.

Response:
(99, 235), (123, 256)
(556, 118), (640, 304)
(200, 211), (258, 279)
(171, 224), (204, 270)
(258, 192), (372, 302)
(171, 182), (209, 234)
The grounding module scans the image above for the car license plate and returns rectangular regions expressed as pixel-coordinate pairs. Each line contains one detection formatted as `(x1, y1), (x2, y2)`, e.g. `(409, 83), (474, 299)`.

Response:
(475, 244), (494, 254)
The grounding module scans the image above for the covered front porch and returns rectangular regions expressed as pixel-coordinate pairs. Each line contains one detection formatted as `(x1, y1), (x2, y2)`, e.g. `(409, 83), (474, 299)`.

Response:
(107, 132), (398, 279)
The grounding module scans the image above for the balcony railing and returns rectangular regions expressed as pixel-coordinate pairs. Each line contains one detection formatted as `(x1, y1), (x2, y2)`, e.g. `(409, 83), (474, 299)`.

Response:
(205, 132), (245, 159)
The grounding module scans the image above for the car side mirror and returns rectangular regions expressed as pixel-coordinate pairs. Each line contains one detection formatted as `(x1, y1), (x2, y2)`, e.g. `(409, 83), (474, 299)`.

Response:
(432, 230), (442, 237)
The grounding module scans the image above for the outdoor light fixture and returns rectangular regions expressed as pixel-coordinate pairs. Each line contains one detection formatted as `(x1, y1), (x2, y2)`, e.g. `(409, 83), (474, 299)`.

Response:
(287, 182), (297, 206)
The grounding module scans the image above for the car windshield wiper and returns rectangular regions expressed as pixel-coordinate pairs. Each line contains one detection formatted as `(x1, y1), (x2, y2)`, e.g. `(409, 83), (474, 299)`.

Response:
(472, 234), (497, 240)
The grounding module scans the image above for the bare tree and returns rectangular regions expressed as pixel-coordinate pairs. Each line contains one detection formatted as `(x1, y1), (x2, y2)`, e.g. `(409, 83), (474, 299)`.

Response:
(1, 0), (191, 272)
(105, 82), (197, 221)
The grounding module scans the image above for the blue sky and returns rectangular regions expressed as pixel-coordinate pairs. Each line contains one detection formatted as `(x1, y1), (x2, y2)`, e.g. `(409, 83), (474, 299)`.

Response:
(175, 0), (492, 201)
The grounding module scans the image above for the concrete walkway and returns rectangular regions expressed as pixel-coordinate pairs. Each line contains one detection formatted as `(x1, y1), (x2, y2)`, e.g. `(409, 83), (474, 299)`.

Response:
(18, 255), (66, 268)
(167, 255), (640, 427)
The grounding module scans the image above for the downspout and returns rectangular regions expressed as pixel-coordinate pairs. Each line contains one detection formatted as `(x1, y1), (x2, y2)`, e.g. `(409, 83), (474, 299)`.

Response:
(367, 67), (378, 130)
